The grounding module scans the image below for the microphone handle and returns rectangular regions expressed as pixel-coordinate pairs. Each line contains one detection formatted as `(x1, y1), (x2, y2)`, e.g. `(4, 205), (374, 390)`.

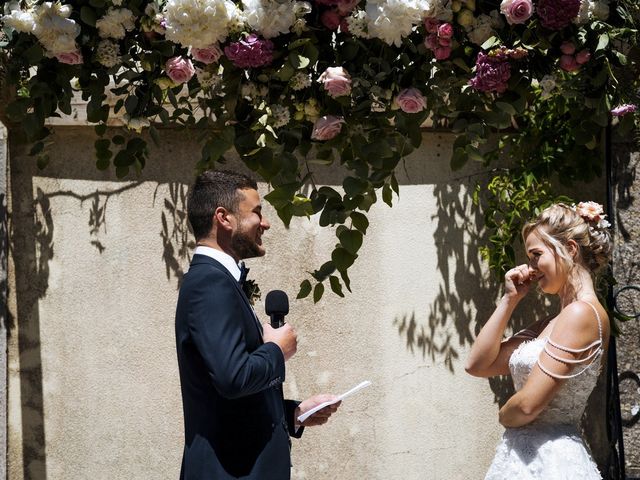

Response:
(270, 314), (285, 328)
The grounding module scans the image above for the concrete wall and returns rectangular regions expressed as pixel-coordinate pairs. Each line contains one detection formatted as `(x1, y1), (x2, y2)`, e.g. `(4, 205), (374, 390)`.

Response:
(5, 126), (607, 479)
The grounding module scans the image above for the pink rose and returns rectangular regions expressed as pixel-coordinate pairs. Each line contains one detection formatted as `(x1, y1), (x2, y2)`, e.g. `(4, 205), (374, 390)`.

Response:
(434, 46), (452, 60)
(56, 50), (83, 65)
(500, 0), (534, 25)
(191, 44), (223, 64)
(394, 87), (427, 113)
(340, 18), (350, 33)
(438, 37), (451, 47)
(575, 49), (591, 65)
(559, 54), (579, 72)
(437, 23), (453, 39)
(424, 17), (440, 33)
(165, 56), (195, 84)
(560, 41), (576, 55)
(321, 10), (341, 30)
(311, 115), (345, 141)
(318, 66), (352, 97)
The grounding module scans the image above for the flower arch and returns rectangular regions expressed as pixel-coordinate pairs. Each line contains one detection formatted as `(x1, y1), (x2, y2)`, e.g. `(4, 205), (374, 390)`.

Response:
(1, 0), (638, 300)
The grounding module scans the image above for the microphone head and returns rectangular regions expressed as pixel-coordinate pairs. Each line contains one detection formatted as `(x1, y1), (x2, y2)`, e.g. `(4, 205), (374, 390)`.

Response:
(265, 290), (289, 316)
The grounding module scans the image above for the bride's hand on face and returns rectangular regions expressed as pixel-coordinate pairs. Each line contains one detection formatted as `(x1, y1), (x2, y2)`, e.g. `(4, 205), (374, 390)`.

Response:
(504, 264), (537, 301)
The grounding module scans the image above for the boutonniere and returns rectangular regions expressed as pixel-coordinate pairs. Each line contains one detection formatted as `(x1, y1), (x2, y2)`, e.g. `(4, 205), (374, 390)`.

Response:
(242, 279), (261, 306)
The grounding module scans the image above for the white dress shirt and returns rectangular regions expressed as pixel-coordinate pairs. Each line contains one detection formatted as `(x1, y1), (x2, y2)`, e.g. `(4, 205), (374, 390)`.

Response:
(193, 245), (242, 281)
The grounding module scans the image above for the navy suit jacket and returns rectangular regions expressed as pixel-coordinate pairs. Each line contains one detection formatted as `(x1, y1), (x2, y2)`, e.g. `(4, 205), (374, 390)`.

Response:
(175, 254), (302, 479)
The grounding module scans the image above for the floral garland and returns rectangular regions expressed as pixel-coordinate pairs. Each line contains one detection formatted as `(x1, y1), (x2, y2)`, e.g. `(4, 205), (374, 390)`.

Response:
(0, 0), (638, 299)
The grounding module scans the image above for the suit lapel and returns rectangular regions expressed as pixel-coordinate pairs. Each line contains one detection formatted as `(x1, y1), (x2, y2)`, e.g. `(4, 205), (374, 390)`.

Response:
(192, 255), (264, 338)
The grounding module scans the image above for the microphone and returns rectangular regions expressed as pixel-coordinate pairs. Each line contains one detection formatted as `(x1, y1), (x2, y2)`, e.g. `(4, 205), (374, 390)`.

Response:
(265, 290), (289, 328)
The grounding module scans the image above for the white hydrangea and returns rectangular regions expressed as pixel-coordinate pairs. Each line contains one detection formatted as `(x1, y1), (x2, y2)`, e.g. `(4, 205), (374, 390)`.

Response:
(347, 9), (369, 38)
(269, 104), (290, 128)
(95, 39), (120, 68)
(33, 2), (80, 55)
(123, 114), (151, 132)
(289, 72), (311, 90)
(467, 13), (494, 46)
(366, 0), (427, 47)
(242, 0), (297, 39)
(164, 0), (241, 49)
(96, 8), (136, 39)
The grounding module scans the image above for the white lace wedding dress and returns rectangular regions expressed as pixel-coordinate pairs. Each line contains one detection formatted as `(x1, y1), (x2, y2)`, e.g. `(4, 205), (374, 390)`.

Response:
(485, 303), (604, 479)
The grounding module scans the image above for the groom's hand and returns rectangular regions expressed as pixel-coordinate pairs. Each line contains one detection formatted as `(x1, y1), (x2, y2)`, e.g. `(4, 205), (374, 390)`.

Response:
(263, 323), (298, 361)
(295, 394), (341, 427)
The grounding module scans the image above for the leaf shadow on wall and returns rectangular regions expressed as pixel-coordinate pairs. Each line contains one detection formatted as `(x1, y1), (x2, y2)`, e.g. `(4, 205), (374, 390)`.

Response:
(157, 182), (195, 290)
(393, 177), (544, 406)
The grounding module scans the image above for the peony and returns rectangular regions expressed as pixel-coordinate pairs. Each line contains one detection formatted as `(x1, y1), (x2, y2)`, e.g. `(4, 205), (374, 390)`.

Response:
(311, 115), (345, 140)
(191, 44), (223, 64)
(32, 2), (80, 55)
(394, 88), (427, 113)
(56, 50), (83, 65)
(611, 104), (637, 117)
(537, 0), (581, 30)
(365, 0), (425, 47)
(165, 56), (196, 84)
(499, 0), (533, 25)
(318, 67), (352, 98)
(163, 0), (240, 49)
(96, 7), (135, 39)
(224, 34), (274, 68)
(469, 51), (511, 93)
(575, 201), (604, 223)
(559, 54), (579, 72)
(575, 49), (590, 65)
(242, 0), (299, 38)
(2, 8), (36, 33)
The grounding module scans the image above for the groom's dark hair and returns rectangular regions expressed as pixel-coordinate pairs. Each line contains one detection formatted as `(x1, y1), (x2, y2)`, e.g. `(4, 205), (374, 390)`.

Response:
(188, 170), (258, 241)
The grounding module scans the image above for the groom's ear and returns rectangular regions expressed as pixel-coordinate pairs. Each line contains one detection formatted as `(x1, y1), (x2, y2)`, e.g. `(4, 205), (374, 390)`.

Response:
(213, 207), (233, 232)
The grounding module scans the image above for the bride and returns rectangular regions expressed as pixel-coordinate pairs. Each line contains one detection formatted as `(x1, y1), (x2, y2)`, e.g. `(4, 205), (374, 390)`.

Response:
(465, 202), (612, 479)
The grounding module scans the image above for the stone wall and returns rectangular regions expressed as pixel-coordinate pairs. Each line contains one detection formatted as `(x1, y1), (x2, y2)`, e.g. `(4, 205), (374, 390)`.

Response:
(612, 140), (640, 478)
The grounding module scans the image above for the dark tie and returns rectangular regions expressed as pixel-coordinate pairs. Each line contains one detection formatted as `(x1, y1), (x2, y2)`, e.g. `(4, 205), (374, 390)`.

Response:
(238, 262), (249, 286)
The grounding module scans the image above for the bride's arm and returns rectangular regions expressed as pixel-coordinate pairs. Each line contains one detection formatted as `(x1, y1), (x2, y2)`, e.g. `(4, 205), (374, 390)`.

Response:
(465, 264), (535, 377)
(498, 302), (603, 427)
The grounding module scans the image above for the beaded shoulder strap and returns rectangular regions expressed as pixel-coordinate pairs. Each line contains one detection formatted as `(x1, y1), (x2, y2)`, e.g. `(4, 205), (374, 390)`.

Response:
(536, 302), (603, 380)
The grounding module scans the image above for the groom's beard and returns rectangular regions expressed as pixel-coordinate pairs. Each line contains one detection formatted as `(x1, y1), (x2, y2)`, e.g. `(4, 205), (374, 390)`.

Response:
(231, 224), (264, 260)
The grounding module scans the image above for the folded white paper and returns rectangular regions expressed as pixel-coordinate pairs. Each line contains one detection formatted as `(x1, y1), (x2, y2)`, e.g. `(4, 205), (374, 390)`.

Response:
(296, 380), (372, 423)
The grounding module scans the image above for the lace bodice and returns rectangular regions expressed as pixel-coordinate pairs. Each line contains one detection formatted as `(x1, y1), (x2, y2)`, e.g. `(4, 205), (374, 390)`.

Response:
(509, 324), (602, 426)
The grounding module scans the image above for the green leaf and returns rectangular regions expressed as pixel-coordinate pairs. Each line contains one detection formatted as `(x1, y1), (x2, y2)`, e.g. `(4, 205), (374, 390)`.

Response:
(289, 53), (310, 69)
(339, 229), (363, 255)
(351, 212), (369, 234)
(94, 123), (108, 136)
(80, 6), (98, 26)
(297, 279), (312, 299)
(331, 247), (357, 271)
(125, 95), (139, 115)
(596, 34), (609, 51)
(313, 282), (325, 303)
(329, 275), (344, 297)
(95, 138), (111, 151)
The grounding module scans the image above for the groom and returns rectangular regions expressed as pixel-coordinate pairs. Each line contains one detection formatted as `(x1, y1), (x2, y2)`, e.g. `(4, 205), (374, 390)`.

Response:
(175, 169), (340, 479)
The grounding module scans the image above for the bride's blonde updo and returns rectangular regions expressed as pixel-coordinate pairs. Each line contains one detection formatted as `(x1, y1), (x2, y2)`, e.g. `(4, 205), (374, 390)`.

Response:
(522, 202), (612, 274)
